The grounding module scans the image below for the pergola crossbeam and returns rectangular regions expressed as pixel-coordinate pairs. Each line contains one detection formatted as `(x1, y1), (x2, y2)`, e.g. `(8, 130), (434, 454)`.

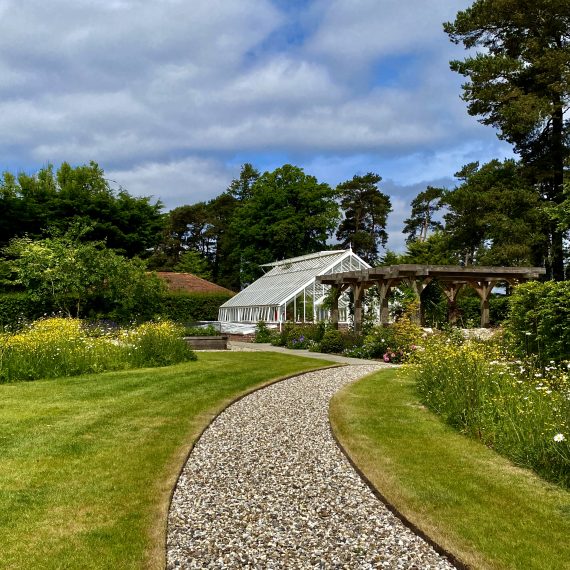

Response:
(316, 264), (545, 329)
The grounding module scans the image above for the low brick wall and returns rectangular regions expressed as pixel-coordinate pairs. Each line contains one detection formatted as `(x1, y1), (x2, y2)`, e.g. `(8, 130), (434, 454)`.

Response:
(227, 333), (255, 343)
(184, 336), (228, 350)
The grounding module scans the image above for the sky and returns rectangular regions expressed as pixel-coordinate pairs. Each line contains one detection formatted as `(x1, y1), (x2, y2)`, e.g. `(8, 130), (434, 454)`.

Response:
(0, 0), (514, 252)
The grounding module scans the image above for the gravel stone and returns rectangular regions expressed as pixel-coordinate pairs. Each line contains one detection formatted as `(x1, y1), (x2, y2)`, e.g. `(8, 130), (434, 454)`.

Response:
(167, 365), (456, 569)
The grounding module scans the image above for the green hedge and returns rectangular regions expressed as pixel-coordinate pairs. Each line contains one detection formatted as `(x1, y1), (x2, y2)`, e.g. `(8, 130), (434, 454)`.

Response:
(506, 281), (570, 363)
(156, 293), (232, 322)
(0, 292), (232, 328)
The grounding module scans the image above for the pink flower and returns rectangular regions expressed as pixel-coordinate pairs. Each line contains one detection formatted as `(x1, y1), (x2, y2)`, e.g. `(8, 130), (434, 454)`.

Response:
(383, 353), (391, 362)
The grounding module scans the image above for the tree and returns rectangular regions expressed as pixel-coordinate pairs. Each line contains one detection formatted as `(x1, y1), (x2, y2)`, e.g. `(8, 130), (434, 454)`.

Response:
(226, 163), (260, 201)
(231, 164), (340, 285)
(403, 186), (444, 243)
(445, 0), (570, 279)
(335, 173), (392, 264)
(4, 225), (164, 318)
(403, 232), (458, 265)
(0, 162), (165, 257)
(442, 159), (546, 266)
(173, 250), (213, 280)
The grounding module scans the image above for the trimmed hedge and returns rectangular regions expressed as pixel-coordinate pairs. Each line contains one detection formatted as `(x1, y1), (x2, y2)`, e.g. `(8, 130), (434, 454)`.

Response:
(0, 292), (232, 328)
(506, 280), (570, 363)
(154, 292), (232, 322)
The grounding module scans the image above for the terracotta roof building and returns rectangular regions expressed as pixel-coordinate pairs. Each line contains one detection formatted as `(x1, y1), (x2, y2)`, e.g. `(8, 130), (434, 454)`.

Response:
(155, 272), (235, 296)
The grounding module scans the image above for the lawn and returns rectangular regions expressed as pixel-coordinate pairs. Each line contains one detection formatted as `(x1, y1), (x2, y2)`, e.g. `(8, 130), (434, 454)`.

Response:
(330, 368), (570, 570)
(0, 351), (329, 569)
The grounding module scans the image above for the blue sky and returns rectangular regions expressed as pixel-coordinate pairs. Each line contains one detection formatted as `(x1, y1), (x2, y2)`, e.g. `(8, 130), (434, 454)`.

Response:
(0, 0), (513, 251)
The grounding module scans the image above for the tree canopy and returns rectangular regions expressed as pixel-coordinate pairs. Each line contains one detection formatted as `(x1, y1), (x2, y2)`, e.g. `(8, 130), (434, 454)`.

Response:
(403, 186), (444, 244)
(4, 225), (164, 318)
(232, 164), (340, 285)
(0, 162), (165, 258)
(335, 173), (392, 265)
(445, 0), (570, 278)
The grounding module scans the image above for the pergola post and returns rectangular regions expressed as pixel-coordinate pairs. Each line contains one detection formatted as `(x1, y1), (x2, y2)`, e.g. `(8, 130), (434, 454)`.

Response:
(378, 279), (394, 326)
(329, 285), (341, 329)
(441, 282), (462, 326)
(472, 280), (494, 328)
(352, 283), (365, 333)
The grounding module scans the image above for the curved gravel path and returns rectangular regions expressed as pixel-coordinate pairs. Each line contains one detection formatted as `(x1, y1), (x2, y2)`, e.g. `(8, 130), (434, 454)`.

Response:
(167, 365), (456, 569)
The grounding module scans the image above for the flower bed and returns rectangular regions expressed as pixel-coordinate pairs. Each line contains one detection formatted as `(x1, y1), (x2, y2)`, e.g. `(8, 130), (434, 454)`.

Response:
(408, 334), (570, 488)
(0, 317), (196, 382)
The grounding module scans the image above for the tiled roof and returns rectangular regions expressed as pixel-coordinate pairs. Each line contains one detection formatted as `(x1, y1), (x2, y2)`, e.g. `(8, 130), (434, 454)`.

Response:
(156, 272), (235, 296)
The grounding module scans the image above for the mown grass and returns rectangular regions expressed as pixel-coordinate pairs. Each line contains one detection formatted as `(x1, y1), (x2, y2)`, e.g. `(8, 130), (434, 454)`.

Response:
(330, 368), (570, 570)
(0, 352), (329, 569)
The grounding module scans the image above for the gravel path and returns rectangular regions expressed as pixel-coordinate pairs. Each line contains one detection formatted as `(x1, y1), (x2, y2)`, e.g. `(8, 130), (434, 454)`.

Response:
(167, 365), (456, 569)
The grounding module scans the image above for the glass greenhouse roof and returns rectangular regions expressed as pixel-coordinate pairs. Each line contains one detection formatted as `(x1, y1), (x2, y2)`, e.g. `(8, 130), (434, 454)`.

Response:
(221, 250), (368, 308)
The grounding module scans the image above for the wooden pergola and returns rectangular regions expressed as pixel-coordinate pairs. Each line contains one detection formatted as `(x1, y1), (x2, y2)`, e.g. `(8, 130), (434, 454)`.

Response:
(316, 264), (545, 332)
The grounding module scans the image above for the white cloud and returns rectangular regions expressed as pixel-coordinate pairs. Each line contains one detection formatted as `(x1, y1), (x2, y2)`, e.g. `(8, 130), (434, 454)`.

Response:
(107, 156), (237, 209)
(307, 0), (472, 64)
(0, 0), (516, 259)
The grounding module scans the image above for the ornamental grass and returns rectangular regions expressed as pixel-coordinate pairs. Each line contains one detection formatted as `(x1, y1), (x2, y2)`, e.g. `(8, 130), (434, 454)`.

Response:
(409, 334), (570, 488)
(0, 317), (196, 383)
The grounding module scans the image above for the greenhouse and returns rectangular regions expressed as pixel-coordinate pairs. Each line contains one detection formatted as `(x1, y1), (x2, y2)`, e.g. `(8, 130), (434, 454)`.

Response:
(218, 249), (370, 324)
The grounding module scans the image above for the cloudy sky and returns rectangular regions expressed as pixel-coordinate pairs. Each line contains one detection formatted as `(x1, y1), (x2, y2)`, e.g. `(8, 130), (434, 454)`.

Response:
(0, 0), (513, 251)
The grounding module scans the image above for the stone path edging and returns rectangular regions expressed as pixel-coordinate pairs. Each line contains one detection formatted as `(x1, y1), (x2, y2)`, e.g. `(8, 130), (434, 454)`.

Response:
(329, 416), (467, 570)
(162, 363), (343, 567)
(167, 364), (458, 568)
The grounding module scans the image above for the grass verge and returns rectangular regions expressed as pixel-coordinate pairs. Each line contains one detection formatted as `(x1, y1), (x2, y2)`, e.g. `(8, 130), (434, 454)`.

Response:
(330, 368), (570, 570)
(0, 352), (330, 569)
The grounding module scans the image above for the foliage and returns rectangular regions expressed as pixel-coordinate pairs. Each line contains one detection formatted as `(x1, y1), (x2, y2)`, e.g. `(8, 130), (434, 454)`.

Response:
(410, 334), (570, 488)
(454, 292), (510, 328)
(401, 231), (458, 265)
(254, 321), (277, 343)
(4, 227), (164, 319)
(317, 328), (345, 354)
(335, 172), (392, 264)
(445, 1), (570, 279)
(158, 292), (232, 322)
(505, 280), (570, 363)
(0, 161), (164, 257)
(403, 186), (444, 243)
(0, 292), (53, 330)
(182, 324), (219, 336)
(232, 164), (340, 285)
(442, 159), (546, 266)
(344, 304), (423, 362)
(0, 317), (196, 383)
(270, 322), (325, 349)
(173, 249), (213, 280)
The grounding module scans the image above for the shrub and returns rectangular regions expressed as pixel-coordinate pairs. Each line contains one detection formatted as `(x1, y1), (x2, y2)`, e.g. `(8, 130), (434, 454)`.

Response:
(123, 321), (196, 367)
(182, 324), (219, 336)
(506, 281), (570, 363)
(270, 322), (325, 348)
(0, 317), (196, 383)
(254, 321), (276, 343)
(156, 292), (232, 322)
(0, 292), (55, 330)
(318, 328), (345, 354)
